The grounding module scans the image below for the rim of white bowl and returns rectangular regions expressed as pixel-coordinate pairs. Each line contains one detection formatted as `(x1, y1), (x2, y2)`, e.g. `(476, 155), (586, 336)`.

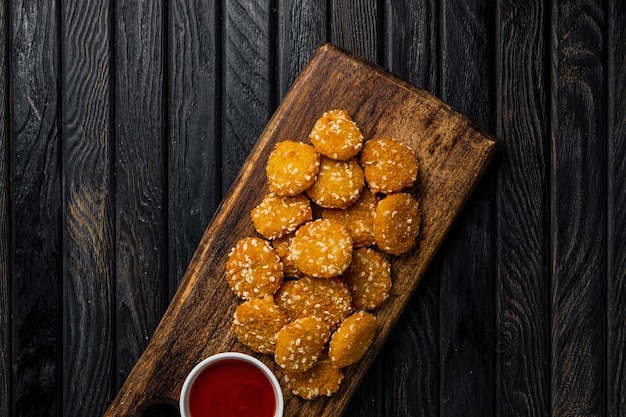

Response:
(179, 352), (284, 417)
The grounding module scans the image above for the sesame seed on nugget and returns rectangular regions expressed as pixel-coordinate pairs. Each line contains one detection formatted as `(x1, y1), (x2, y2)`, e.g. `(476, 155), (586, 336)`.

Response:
(275, 276), (352, 331)
(322, 187), (378, 248)
(267, 140), (320, 196)
(329, 311), (377, 368)
(225, 237), (283, 299)
(360, 137), (419, 194)
(274, 316), (330, 373)
(284, 356), (344, 400)
(251, 193), (312, 240)
(289, 219), (354, 278)
(306, 156), (365, 209)
(341, 247), (391, 311)
(309, 109), (364, 161)
(373, 193), (421, 255)
(232, 295), (288, 354)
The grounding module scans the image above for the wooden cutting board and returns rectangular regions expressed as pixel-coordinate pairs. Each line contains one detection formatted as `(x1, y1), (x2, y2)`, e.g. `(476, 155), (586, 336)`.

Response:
(104, 43), (497, 417)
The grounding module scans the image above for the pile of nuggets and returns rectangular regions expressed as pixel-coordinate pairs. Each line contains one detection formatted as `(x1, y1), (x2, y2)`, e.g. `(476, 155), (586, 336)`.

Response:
(225, 109), (421, 400)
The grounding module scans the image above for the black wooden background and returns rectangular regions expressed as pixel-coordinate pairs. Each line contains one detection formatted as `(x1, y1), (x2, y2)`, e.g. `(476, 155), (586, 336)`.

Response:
(0, 0), (625, 416)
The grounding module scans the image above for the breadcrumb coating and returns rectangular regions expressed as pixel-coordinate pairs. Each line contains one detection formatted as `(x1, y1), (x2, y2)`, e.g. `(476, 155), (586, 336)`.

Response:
(373, 193), (421, 255)
(309, 109), (364, 160)
(306, 156), (365, 209)
(251, 193), (312, 240)
(232, 295), (288, 354)
(322, 187), (378, 247)
(225, 237), (283, 299)
(274, 316), (330, 373)
(275, 276), (352, 331)
(342, 247), (391, 310)
(289, 219), (353, 278)
(329, 311), (377, 368)
(267, 140), (320, 196)
(284, 357), (344, 400)
(271, 233), (304, 279)
(360, 137), (418, 194)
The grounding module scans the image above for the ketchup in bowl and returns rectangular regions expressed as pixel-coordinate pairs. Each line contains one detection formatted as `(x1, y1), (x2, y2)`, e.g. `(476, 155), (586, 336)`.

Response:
(180, 352), (283, 417)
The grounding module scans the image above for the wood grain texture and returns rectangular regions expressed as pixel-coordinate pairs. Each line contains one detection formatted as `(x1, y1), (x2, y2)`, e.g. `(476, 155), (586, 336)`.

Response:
(607, 0), (626, 415)
(370, 1), (440, 416)
(330, 0), (381, 64)
(495, 1), (550, 416)
(439, 0), (496, 415)
(0, 0), (10, 414)
(61, 0), (114, 415)
(104, 44), (497, 417)
(114, 0), (168, 390)
(9, 0), (62, 415)
(222, 0), (274, 192)
(168, 0), (221, 295)
(276, 0), (326, 100)
(550, 0), (606, 415)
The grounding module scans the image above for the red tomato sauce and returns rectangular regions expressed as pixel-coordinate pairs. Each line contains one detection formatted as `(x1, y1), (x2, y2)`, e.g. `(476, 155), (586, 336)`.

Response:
(187, 359), (276, 417)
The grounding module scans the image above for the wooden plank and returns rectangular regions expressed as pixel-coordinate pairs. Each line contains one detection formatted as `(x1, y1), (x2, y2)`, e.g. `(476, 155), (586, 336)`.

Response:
(0, 0), (10, 413)
(104, 44), (497, 417)
(329, 0), (381, 64)
(276, 0), (326, 100)
(9, 0), (62, 415)
(550, 0), (606, 415)
(494, 1), (551, 416)
(168, 0), (221, 295)
(439, 0), (496, 415)
(60, 0), (114, 415)
(377, 1), (440, 416)
(607, 0), (626, 415)
(222, 0), (274, 192)
(114, 0), (168, 389)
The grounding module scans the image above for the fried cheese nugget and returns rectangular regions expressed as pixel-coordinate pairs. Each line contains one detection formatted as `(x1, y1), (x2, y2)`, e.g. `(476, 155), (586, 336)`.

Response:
(373, 193), (421, 255)
(309, 109), (364, 160)
(322, 187), (378, 247)
(272, 233), (304, 279)
(275, 276), (352, 331)
(226, 237), (283, 299)
(360, 137), (418, 194)
(251, 193), (312, 240)
(232, 295), (288, 354)
(267, 140), (320, 196)
(274, 316), (330, 373)
(341, 247), (391, 310)
(284, 357), (344, 400)
(329, 311), (377, 368)
(290, 219), (353, 278)
(306, 156), (364, 209)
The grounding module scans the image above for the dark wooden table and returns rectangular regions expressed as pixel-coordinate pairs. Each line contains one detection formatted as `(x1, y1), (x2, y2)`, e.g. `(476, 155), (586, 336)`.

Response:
(0, 0), (625, 416)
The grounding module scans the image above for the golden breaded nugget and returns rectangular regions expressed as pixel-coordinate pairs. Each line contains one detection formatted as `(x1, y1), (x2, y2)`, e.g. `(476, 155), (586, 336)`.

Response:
(360, 137), (418, 194)
(322, 187), (378, 247)
(306, 156), (364, 209)
(373, 193), (421, 255)
(232, 295), (288, 354)
(275, 277), (352, 330)
(309, 109), (364, 160)
(329, 311), (377, 368)
(225, 237), (283, 299)
(290, 219), (353, 278)
(251, 193), (312, 240)
(284, 357), (344, 400)
(274, 316), (330, 373)
(267, 140), (320, 196)
(342, 247), (391, 310)
(271, 233), (304, 279)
